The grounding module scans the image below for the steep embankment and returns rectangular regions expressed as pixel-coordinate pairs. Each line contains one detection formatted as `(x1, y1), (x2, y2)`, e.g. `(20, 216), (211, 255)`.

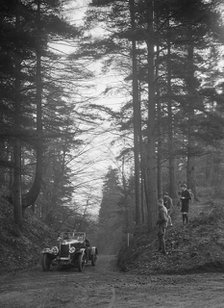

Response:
(118, 199), (224, 274)
(0, 197), (56, 273)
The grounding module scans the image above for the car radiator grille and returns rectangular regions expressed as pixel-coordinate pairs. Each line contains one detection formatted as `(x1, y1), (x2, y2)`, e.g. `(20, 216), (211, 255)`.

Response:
(60, 244), (69, 257)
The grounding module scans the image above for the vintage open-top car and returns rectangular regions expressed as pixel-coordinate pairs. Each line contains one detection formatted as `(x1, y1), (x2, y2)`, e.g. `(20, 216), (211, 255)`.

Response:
(41, 231), (98, 272)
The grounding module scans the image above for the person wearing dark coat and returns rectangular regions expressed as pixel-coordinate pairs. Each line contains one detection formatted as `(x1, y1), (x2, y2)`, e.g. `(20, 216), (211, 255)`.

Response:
(180, 184), (191, 224)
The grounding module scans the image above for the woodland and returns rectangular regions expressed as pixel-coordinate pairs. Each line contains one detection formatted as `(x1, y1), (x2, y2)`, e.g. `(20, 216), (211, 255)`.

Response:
(0, 0), (224, 257)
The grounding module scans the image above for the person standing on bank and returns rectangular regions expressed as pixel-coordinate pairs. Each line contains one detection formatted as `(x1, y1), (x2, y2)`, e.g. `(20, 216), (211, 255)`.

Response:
(157, 198), (169, 254)
(163, 192), (173, 226)
(180, 184), (191, 224)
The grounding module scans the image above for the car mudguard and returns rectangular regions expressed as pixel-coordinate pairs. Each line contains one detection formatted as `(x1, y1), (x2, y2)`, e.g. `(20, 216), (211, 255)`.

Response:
(90, 247), (98, 255)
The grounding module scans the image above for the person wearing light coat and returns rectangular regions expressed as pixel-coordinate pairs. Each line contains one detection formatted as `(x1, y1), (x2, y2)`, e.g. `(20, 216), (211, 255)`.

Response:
(157, 198), (169, 255)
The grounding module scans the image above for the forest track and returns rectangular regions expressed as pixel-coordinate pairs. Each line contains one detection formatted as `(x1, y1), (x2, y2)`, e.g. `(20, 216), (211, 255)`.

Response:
(1, 254), (224, 307)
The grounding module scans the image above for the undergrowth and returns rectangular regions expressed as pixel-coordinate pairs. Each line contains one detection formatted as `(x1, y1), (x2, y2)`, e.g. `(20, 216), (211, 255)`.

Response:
(0, 197), (56, 273)
(118, 200), (224, 275)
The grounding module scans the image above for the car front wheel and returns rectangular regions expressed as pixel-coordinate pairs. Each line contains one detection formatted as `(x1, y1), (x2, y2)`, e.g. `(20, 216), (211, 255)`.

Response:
(41, 253), (51, 271)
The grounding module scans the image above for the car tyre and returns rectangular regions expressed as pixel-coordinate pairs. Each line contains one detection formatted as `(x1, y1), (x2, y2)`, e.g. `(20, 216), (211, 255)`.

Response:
(78, 254), (85, 272)
(41, 253), (51, 271)
(91, 254), (97, 266)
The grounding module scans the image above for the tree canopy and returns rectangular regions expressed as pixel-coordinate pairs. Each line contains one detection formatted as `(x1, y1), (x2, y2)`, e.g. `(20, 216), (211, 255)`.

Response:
(1, 0), (224, 238)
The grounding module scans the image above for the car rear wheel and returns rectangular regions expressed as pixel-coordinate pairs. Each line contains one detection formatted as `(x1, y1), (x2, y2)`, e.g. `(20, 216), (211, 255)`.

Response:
(41, 253), (51, 271)
(78, 254), (85, 272)
(91, 254), (97, 266)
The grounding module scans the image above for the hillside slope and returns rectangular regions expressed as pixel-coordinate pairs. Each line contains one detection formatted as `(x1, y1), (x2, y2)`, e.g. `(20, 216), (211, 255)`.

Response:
(0, 197), (56, 273)
(118, 199), (224, 274)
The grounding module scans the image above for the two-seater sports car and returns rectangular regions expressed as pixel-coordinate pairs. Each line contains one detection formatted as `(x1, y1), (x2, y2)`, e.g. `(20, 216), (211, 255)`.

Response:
(41, 231), (98, 272)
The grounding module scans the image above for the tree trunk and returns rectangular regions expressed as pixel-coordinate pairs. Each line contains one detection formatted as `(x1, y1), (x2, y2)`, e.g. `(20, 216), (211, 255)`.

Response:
(167, 21), (176, 198)
(186, 34), (197, 199)
(155, 44), (162, 198)
(13, 139), (23, 228)
(129, 0), (143, 225)
(145, 0), (158, 231)
(22, 0), (43, 209)
(13, 0), (23, 229)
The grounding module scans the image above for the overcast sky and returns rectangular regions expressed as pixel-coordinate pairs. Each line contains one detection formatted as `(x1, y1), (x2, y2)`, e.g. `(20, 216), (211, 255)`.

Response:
(54, 0), (131, 217)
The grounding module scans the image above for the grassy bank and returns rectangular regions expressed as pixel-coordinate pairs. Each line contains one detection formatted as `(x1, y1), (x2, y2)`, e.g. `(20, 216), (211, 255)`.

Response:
(0, 197), (56, 273)
(118, 199), (224, 274)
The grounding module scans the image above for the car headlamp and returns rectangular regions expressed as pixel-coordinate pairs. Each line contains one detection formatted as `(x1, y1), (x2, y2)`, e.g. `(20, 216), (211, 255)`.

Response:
(69, 247), (76, 254)
(51, 246), (59, 255)
(42, 248), (51, 254)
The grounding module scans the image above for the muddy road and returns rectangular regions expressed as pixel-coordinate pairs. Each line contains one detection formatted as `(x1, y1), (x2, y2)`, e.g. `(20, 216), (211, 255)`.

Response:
(0, 255), (224, 308)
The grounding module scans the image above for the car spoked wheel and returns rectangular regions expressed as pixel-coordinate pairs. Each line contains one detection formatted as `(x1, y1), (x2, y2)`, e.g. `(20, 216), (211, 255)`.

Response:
(41, 254), (51, 271)
(91, 255), (97, 266)
(78, 254), (86, 272)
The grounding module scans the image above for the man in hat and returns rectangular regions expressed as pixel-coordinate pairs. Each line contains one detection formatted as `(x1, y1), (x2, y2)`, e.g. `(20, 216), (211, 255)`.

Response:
(163, 192), (173, 226)
(157, 198), (169, 254)
(180, 184), (191, 224)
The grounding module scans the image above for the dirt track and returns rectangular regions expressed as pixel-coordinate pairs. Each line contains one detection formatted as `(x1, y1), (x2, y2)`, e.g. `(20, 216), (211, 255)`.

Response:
(1, 254), (224, 307)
